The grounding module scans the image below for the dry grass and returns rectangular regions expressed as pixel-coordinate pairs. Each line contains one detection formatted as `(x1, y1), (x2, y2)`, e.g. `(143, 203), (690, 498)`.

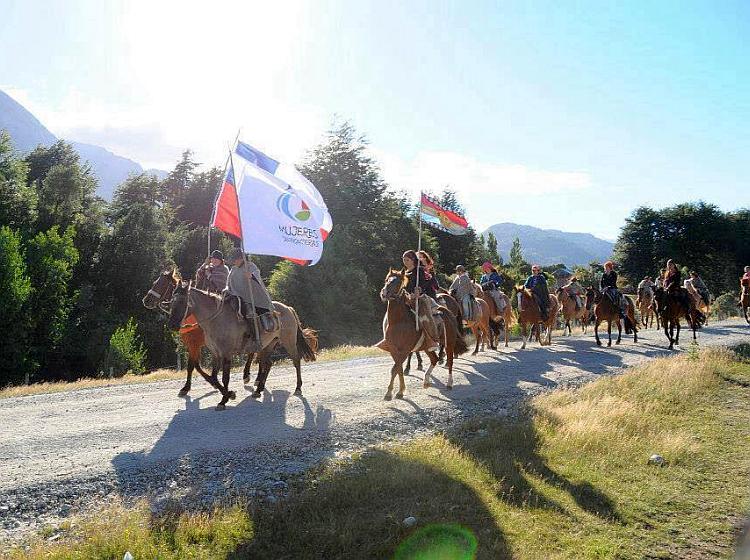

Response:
(0, 345), (383, 400)
(8, 348), (750, 559)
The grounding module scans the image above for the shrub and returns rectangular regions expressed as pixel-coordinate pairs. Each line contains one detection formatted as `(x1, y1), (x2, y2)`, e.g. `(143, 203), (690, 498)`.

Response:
(711, 292), (739, 320)
(104, 318), (147, 376)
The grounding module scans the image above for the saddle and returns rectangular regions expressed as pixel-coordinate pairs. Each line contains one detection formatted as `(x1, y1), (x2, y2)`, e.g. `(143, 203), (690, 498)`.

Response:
(481, 281), (497, 292)
(225, 294), (279, 334)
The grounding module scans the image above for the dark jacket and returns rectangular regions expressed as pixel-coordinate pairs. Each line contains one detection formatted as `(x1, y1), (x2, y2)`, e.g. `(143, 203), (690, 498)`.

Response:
(405, 268), (437, 299)
(480, 270), (503, 289)
(600, 270), (618, 291)
(664, 269), (681, 292)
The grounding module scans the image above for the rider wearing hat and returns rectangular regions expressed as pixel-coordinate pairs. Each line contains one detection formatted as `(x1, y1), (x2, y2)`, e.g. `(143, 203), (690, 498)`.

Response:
(449, 264), (475, 320)
(600, 261), (626, 319)
(479, 262), (507, 313)
(225, 247), (276, 333)
(195, 250), (230, 294)
(562, 276), (585, 310)
(524, 264), (550, 320)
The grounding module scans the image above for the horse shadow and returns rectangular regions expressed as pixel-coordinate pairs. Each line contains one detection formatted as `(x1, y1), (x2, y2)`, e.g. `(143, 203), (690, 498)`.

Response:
(111, 388), (334, 507)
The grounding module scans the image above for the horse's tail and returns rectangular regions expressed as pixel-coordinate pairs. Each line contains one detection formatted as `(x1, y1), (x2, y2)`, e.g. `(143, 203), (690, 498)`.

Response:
(296, 326), (316, 362)
(444, 311), (469, 356)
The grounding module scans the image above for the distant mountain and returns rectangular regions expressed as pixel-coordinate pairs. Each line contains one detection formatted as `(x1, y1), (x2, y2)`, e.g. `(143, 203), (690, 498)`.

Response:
(482, 222), (614, 267)
(0, 89), (164, 199)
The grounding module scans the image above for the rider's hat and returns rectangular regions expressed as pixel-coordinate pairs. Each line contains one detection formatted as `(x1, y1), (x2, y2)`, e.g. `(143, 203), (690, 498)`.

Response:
(210, 250), (224, 261)
(455, 264), (466, 273)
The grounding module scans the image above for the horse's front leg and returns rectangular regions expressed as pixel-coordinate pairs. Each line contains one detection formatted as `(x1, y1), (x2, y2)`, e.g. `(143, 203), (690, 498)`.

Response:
(404, 353), (412, 375)
(615, 319), (622, 345)
(472, 326), (480, 355)
(216, 358), (234, 411)
(178, 358), (193, 397)
(423, 351), (438, 389)
(293, 357), (303, 395)
(520, 323), (527, 350)
(416, 351), (424, 371)
(607, 320), (612, 347)
(594, 319), (602, 346)
(675, 320), (681, 345)
(243, 353), (254, 384)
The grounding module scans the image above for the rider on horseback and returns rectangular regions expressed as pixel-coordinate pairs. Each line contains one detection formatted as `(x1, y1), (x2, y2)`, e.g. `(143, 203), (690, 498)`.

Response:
(636, 276), (654, 306)
(524, 265), (550, 320)
(195, 250), (230, 294)
(562, 276), (585, 310)
(226, 247), (276, 334)
(403, 250), (441, 348)
(686, 271), (710, 307)
(600, 261), (627, 320)
(480, 262), (507, 312)
(449, 264), (476, 320)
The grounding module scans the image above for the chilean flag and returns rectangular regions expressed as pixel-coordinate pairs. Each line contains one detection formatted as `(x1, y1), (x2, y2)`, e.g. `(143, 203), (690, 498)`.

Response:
(211, 165), (242, 239)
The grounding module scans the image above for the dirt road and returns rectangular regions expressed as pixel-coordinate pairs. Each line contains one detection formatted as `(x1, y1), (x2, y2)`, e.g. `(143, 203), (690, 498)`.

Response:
(1, 320), (747, 538)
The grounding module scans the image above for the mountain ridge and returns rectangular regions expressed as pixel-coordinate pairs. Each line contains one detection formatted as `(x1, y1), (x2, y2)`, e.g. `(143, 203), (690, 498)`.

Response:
(0, 89), (162, 199)
(482, 222), (614, 267)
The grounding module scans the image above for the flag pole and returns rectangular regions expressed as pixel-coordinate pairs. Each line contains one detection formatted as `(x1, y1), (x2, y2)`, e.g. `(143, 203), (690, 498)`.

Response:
(415, 191), (423, 329)
(228, 147), (261, 347)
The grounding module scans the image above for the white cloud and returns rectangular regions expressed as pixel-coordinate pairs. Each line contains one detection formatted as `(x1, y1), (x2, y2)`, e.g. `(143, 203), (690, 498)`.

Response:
(372, 149), (592, 197)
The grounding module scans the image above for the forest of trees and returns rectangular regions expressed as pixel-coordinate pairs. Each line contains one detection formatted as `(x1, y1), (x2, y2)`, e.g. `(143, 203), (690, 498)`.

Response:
(1, 122), (748, 388)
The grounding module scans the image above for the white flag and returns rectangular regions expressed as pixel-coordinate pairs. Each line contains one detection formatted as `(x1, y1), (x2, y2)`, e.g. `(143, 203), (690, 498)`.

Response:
(230, 141), (333, 265)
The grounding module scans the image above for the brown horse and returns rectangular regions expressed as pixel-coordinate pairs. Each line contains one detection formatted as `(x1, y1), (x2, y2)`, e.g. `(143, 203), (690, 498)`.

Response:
(587, 287), (638, 346)
(515, 286), (559, 348)
(168, 281), (316, 402)
(375, 269), (468, 399)
(464, 285), (494, 354)
(405, 291), (462, 373)
(474, 282), (514, 347)
(742, 278), (750, 325)
(637, 286), (658, 329)
(556, 287), (589, 335)
(652, 286), (703, 350)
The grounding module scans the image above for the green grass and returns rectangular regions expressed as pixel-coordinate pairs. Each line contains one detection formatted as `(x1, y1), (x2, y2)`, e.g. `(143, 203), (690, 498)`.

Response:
(8, 348), (750, 559)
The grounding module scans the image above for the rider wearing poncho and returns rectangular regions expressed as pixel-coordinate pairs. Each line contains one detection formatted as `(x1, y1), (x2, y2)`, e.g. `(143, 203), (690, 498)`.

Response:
(225, 247), (276, 333)
(524, 265), (550, 320)
(480, 262), (507, 313)
(195, 250), (230, 294)
(562, 276), (585, 310)
(403, 250), (440, 348)
(686, 271), (710, 307)
(449, 264), (475, 320)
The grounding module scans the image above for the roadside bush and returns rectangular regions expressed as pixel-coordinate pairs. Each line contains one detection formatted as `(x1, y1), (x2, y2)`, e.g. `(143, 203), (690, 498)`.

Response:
(711, 292), (739, 320)
(103, 318), (147, 376)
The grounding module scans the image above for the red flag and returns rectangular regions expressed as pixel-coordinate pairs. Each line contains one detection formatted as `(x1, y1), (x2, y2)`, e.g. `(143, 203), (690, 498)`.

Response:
(211, 166), (242, 239)
(420, 193), (469, 235)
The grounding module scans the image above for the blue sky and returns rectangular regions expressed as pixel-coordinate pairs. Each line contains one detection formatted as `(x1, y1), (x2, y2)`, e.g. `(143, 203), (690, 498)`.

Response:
(1, 0), (748, 240)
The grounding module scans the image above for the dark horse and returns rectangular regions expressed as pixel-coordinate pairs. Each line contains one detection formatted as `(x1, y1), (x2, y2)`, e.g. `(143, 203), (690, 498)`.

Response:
(587, 287), (638, 347)
(652, 286), (704, 350)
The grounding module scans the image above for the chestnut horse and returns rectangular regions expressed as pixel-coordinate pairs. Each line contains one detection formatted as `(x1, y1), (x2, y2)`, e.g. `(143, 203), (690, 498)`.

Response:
(515, 286), (559, 348)
(637, 286), (658, 329)
(652, 286), (703, 350)
(464, 286), (494, 354)
(742, 278), (750, 325)
(587, 287), (638, 346)
(556, 287), (589, 335)
(375, 269), (468, 400)
(405, 291), (462, 373)
(474, 282), (514, 347)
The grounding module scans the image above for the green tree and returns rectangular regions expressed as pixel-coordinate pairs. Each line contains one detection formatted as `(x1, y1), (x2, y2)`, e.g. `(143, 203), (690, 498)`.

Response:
(485, 231), (502, 265)
(0, 131), (36, 234)
(25, 226), (79, 380)
(0, 226), (32, 384)
(509, 237), (524, 269)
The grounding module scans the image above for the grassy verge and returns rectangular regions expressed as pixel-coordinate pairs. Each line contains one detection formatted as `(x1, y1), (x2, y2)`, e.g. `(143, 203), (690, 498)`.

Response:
(8, 348), (750, 559)
(0, 345), (383, 400)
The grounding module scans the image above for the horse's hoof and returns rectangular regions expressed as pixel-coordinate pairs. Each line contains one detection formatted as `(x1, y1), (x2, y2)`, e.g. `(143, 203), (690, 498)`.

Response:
(384, 393), (392, 401)
(228, 391), (237, 400)
(251, 391), (262, 399)
(596, 341), (602, 346)
(294, 388), (302, 396)
(423, 382), (431, 389)
(446, 384), (453, 390)
(178, 389), (189, 397)
(615, 340), (621, 345)
(243, 375), (250, 384)
(416, 366), (424, 372)
(395, 392), (404, 399)
(216, 404), (226, 411)
(607, 342), (612, 347)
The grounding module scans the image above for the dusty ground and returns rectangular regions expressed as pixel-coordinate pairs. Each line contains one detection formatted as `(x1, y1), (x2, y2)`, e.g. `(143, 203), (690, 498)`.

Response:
(1, 320), (747, 541)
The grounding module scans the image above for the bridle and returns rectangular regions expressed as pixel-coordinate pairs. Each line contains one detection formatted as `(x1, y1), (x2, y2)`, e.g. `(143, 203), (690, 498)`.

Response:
(149, 277), (176, 315)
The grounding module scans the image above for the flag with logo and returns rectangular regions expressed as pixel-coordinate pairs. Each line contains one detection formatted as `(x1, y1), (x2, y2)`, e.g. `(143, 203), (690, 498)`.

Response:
(419, 193), (469, 235)
(211, 141), (333, 265)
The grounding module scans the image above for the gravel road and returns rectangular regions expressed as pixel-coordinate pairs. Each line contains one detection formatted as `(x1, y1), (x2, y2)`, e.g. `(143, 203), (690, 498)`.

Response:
(1, 320), (747, 541)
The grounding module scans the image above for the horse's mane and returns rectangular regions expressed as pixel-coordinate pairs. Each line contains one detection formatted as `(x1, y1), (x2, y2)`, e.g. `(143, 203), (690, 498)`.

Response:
(190, 286), (223, 301)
